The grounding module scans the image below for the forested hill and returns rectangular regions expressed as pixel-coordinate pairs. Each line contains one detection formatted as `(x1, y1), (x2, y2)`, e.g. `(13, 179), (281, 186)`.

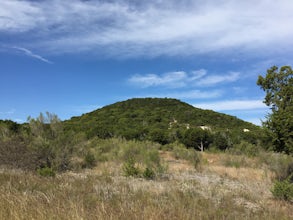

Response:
(64, 98), (261, 142)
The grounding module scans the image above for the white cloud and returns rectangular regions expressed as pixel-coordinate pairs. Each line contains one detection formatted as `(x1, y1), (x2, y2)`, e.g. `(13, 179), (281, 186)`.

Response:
(190, 69), (207, 80)
(197, 72), (240, 86)
(0, 0), (43, 32)
(194, 100), (267, 111)
(12, 46), (53, 63)
(156, 90), (222, 99)
(0, 0), (293, 57)
(129, 71), (187, 88)
(129, 69), (239, 88)
(132, 89), (222, 100)
(0, 109), (15, 115)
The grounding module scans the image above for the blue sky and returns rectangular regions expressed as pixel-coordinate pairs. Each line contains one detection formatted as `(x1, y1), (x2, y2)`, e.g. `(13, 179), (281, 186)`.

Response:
(1, 0), (293, 125)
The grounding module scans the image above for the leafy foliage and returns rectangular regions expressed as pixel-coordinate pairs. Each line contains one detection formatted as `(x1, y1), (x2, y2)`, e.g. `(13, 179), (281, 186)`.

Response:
(227, 141), (260, 157)
(182, 128), (212, 151)
(65, 98), (262, 150)
(0, 120), (20, 139)
(83, 152), (96, 168)
(0, 113), (80, 172)
(271, 178), (293, 201)
(122, 157), (141, 177)
(37, 167), (56, 177)
(257, 66), (293, 154)
(143, 167), (155, 180)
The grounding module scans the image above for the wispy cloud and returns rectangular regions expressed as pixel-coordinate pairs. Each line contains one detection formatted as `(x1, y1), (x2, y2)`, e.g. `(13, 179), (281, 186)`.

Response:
(127, 90), (223, 100)
(0, 0), (292, 57)
(0, 109), (15, 115)
(129, 69), (238, 88)
(12, 46), (53, 64)
(129, 71), (187, 88)
(141, 89), (222, 100)
(197, 72), (240, 87)
(194, 100), (267, 111)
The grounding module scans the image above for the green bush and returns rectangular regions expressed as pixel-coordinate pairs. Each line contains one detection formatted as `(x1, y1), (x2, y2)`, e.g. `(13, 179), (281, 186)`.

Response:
(260, 152), (293, 181)
(271, 177), (293, 201)
(228, 141), (259, 157)
(143, 167), (155, 180)
(83, 152), (96, 168)
(122, 157), (141, 177)
(37, 167), (55, 177)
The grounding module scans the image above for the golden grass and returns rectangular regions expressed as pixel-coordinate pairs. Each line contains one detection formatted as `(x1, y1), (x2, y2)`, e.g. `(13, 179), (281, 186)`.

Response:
(1, 151), (293, 220)
(207, 165), (272, 181)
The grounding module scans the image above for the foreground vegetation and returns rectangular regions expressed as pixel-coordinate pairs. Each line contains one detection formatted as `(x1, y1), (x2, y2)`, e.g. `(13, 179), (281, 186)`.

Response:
(1, 126), (293, 219)
(1, 146), (292, 219)
(1, 119), (292, 218)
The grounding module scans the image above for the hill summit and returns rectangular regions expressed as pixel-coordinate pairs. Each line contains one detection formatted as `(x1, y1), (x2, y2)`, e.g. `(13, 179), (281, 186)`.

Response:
(65, 98), (260, 146)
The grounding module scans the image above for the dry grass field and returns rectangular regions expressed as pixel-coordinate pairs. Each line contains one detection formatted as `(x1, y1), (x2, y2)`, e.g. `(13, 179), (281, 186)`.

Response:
(1, 151), (292, 220)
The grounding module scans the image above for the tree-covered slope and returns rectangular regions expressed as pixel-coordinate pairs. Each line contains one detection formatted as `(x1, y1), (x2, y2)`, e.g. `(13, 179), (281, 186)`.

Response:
(64, 98), (261, 142)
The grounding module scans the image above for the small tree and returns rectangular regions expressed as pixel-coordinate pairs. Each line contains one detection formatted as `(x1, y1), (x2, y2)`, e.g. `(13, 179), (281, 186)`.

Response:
(257, 66), (293, 154)
(183, 128), (212, 151)
(27, 112), (73, 171)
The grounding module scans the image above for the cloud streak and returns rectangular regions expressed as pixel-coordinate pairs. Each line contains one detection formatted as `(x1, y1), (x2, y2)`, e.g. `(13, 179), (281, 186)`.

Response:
(129, 69), (238, 88)
(0, 109), (15, 115)
(0, 0), (293, 57)
(197, 72), (240, 86)
(12, 46), (53, 64)
(129, 71), (188, 88)
(141, 89), (222, 100)
(194, 100), (268, 111)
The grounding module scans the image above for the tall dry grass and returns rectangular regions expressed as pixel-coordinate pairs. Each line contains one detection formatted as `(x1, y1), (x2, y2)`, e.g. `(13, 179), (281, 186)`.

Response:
(1, 165), (292, 220)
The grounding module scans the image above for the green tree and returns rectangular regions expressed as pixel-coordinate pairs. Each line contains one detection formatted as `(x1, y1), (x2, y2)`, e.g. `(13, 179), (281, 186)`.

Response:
(212, 131), (231, 151)
(182, 128), (212, 151)
(257, 66), (293, 154)
(149, 128), (169, 145)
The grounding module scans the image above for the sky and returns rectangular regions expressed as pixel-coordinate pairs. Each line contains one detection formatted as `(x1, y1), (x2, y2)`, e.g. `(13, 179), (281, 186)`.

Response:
(1, 0), (293, 125)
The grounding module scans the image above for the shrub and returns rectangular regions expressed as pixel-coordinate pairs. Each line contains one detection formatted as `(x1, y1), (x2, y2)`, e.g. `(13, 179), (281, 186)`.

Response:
(143, 167), (155, 180)
(260, 152), (293, 181)
(37, 167), (55, 177)
(228, 141), (259, 157)
(83, 152), (96, 168)
(122, 157), (141, 177)
(271, 177), (293, 201)
(0, 137), (40, 170)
